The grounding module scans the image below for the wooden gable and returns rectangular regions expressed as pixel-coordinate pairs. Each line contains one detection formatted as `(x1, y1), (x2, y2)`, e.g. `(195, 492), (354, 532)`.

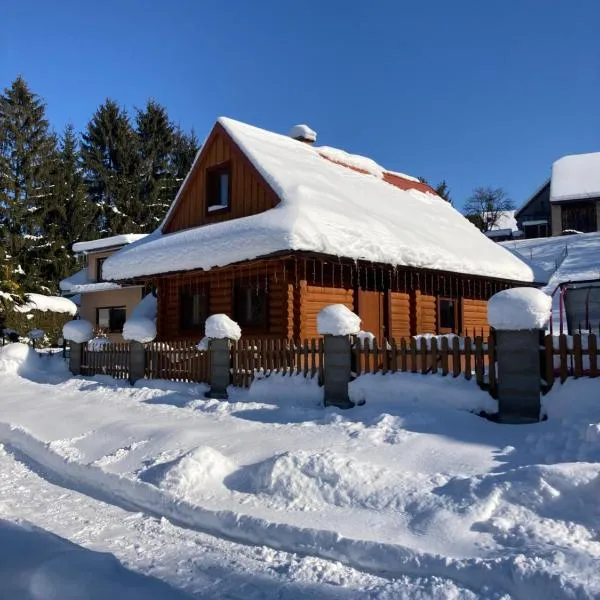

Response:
(163, 122), (280, 234)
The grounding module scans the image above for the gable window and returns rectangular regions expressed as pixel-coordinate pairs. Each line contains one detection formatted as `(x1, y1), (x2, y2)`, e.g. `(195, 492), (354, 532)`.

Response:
(96, 306), (126, 333)
(180, 287), (210, 331)
(96, 257), (107, 282)
(438, 298), (458, 334)
(206, 163), (231, 212)
(234, 283), (269, 330)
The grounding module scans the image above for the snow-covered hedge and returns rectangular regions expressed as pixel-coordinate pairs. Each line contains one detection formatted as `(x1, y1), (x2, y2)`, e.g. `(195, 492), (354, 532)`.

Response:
(317, 305), (361, 336)
(488, 287), (551, 330)
(122, 294), (157, 343)
(63, 320), (94, 343)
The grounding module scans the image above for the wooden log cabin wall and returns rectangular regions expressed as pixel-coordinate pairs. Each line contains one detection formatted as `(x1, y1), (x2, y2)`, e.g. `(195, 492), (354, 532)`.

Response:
(148, 253), (517, 342)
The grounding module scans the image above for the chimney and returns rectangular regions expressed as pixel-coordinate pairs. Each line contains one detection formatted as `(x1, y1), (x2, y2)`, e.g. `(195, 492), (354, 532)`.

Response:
(289, 124), (317, 145)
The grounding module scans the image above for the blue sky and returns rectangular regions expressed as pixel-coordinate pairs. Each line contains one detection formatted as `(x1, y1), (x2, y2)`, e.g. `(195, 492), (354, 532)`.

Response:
(2, 1), (600, 210)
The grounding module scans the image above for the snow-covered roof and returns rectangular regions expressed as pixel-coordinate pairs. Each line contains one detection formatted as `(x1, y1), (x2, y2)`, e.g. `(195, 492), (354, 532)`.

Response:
(103, 117), (534, 283)
(72, 234), (147, 254)
(550, 152), (600, 203)
(59, 268), (122, 294)
(487, 210), (520, 232)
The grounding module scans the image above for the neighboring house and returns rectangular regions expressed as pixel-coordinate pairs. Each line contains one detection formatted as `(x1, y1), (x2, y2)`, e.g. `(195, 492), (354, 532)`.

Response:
(549, 152), (600, 236)
(483, 210), (524, 243)
(60, 234), (147, 341)
(515, 180), (551, 239)
(103, 117), (534, 342)
(516, 151), (600, 239)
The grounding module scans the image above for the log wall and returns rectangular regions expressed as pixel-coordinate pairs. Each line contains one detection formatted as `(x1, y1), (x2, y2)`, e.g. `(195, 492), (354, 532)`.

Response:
(462, 298), (490, 337)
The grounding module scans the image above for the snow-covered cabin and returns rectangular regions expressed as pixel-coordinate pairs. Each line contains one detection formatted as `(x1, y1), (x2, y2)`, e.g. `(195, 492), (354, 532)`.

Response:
(60, 234), (147, 341)
(103, 117), (534, 341)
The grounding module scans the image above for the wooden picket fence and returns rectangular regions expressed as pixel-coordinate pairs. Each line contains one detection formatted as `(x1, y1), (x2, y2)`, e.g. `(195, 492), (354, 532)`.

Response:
(231, 338), (324, 387)
(543, 332), (600, 392)
(230, 335), (495, 391)
(145, 340), (210, 383)
(80, 342), (130, 380)
(354, 336), (494, 389)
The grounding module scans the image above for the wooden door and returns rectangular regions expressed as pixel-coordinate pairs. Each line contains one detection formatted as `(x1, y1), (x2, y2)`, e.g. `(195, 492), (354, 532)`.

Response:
(358, 290), (385, 340)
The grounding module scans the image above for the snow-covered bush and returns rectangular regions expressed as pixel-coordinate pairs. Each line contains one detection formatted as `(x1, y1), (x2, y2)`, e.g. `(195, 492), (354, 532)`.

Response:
(123, 294), (157, 343)
(204, 314), (242, 341)
(488, 287), (551, 330)
(87, 336), (111, 351)
(63, 319), (94, 344)
(317, 305), (361, 336)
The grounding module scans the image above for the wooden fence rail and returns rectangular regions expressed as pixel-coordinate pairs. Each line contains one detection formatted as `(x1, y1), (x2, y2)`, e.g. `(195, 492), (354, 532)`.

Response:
(543, 333), (600, 392)
(145, 340), (210, 383)
(231, 339), (324, 387)
(81, 342), (130, 380)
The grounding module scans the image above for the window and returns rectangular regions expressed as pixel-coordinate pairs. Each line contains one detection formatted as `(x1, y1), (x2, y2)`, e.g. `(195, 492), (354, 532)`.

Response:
(438, 298), (458, 334)
(96, 257), (107, 282)
(234, 283), (269, 329)
(180, 287), (209, 331)
(96, 307), (126, 333)
(206, 163), (231, 212)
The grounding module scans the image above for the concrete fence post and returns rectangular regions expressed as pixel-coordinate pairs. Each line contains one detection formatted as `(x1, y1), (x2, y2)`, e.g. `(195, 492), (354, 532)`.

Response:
(206, 338), (231, 399)
(69, 342), (82, 375)
(129, 341), (146, 385)
(495, 328), (543, 422)
(323, 334), (354, 409)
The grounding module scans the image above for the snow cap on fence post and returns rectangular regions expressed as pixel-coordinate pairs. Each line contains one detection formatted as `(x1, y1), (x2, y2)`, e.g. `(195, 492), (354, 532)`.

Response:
(488, 287), (550, 423)
(317, 304), (358, 409)
(488, 288), (551, 331)
(62, 319), (93, 376)
(203, 314), (241, 400)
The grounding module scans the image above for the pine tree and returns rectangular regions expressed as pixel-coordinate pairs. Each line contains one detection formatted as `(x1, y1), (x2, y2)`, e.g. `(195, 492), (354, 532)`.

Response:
(0, 76), (58, 292)
(169, 127), (199, 202)
(39, 124), (96, 286)
(136, 100), (174, 229)
(81, 99), (140, 235)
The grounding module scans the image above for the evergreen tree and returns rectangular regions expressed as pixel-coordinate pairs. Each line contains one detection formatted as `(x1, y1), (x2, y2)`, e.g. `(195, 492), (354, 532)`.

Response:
(81, 99), (140, 235)
(136, 100), (174, 229)
(0, 76), (58, 292)
(418, 177), (452, 204)
(169, 126), (199, 203)
(39, 124), (96, 286)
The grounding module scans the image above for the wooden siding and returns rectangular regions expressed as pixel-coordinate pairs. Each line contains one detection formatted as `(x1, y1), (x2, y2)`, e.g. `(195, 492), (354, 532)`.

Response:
(358, 290), (384, 340)
(301, 284), (354, 340)
(164, 125), (279, 233)
(414, 292), (437, 334)
(462, 298), (490, 337)
(389, 291), (410, 340)
(156, 262), (292, 340)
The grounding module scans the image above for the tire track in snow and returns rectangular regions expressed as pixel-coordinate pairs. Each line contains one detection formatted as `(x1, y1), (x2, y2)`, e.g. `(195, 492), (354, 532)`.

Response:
(0, 422), (590, 600)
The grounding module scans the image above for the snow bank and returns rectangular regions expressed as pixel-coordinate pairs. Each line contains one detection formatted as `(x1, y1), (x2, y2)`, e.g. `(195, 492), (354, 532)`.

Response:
(0, 343), (37, 375)
(488, 287), (551, 330)
(205, 314), (241, 340)
(0, 342), (68, 381)
(15, 293), (77, 316)
(317, 305), (361, 336)
(122, 294), (157, 343)
(154, 446), (236, 504)
(63, 320), (94, 343)
(72, 233), (147, 254)
(102, 117), (534, 283)
(0, 519), (190, 599)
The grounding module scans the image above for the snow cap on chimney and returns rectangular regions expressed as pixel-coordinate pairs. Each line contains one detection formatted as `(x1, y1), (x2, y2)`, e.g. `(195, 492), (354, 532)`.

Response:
(289, 124), (317, 144)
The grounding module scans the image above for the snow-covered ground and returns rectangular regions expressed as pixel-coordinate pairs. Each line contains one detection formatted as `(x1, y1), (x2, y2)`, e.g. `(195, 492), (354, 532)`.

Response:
(1, 344), (599, 598)
(501, 232), (600, 329)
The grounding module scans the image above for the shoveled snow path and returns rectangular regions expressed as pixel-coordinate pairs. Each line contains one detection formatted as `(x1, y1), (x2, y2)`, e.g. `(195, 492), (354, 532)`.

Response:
(0, 445), (480, 599)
